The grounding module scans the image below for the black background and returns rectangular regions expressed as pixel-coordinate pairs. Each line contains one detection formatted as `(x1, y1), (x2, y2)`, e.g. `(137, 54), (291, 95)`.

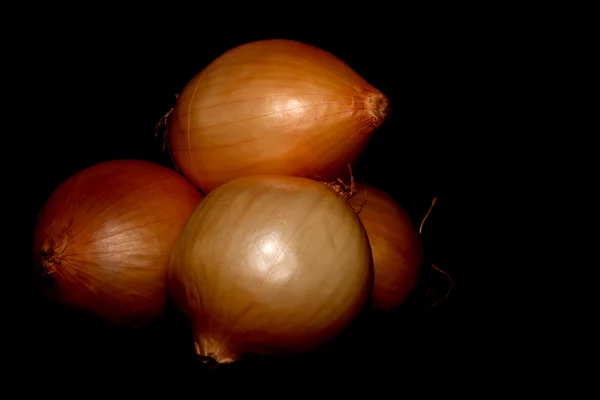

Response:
(12, 7), (509, 387)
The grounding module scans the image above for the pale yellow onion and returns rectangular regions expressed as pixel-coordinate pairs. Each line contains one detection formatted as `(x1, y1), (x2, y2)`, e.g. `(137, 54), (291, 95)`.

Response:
(167, 39), (390, 194)
(349, 183), (424, 312)
(169, 175), (373, 363)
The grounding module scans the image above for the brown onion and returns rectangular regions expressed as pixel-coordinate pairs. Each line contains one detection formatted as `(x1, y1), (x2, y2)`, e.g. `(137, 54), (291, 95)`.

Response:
(348, 183), (424, 312)
(166, 39), (390, 194)
(169, 175), (373, 364)
(33, 159), (203, 327)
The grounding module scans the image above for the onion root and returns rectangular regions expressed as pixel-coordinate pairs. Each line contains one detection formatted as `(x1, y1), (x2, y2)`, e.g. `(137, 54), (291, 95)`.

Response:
(427, 263), (454, 308)
(419, 196), (454, 307)
(317, 164), (368, 214)
(154, 94), (180, 171)
(419, 196), (438, 234)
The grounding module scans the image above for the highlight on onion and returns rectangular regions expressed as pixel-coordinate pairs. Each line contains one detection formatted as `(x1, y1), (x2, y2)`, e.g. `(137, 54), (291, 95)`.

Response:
(33, 159), (204, 327)
(162, 38), (390, 194)
(168, 175), (373, 364)
(347, 182), (424, 312)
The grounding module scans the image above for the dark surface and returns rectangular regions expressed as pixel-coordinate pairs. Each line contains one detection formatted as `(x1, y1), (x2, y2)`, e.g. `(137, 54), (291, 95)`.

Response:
(12, 10), (497, 386)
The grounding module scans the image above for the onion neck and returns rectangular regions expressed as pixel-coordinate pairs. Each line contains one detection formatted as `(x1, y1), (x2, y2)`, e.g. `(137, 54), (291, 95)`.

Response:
(194, 337), (239, 365)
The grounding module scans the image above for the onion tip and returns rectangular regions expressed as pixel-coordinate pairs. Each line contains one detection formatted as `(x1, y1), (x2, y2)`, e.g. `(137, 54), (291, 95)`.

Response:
(367, 92), (390, 127)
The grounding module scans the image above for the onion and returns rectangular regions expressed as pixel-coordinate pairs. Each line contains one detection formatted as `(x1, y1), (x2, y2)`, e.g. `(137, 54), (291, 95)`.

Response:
(33, 159), (204, 327)
(169, 175), (373, 364)
(348, 183), (424, 312)
(165, 39), (390, 194)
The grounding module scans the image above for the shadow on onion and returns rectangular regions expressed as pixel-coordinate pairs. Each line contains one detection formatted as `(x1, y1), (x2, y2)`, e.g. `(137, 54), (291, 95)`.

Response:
(180, 264), (455, 378)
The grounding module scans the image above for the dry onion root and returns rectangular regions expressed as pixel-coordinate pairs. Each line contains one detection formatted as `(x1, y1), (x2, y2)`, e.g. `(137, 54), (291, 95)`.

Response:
(418, 197), (454, 307)
(158, 39), (390, 194)
(33, 160), (204, 327)
(168, 175), (373, 364)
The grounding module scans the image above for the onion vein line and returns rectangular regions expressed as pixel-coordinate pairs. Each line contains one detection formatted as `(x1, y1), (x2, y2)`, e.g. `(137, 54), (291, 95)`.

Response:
(185, 92), (354, 114)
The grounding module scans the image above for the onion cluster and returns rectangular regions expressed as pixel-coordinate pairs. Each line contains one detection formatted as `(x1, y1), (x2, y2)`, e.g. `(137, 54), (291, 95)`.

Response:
(34, 39), (428, 366)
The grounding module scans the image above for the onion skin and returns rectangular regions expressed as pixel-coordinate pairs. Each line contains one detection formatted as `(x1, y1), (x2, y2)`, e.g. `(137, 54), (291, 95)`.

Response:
(169, 175), (373, 363)
(168, 39), (390, 194)
(349, 183), (424, 312)
(33, 160), (204, 327)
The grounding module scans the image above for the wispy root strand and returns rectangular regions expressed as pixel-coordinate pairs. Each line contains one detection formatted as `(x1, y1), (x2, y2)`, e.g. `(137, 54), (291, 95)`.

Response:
(419, 196), (454, 307)
(154, 94), (180, 171)
(314, 164), (367, 214)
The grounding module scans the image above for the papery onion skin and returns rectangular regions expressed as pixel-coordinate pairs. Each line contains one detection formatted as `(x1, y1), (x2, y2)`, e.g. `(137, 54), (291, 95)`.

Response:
(33, 160), (204, 327)
(349, 183), (424, 312)
(169, 175), (373, 363)
(168, 39), (390, 194)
